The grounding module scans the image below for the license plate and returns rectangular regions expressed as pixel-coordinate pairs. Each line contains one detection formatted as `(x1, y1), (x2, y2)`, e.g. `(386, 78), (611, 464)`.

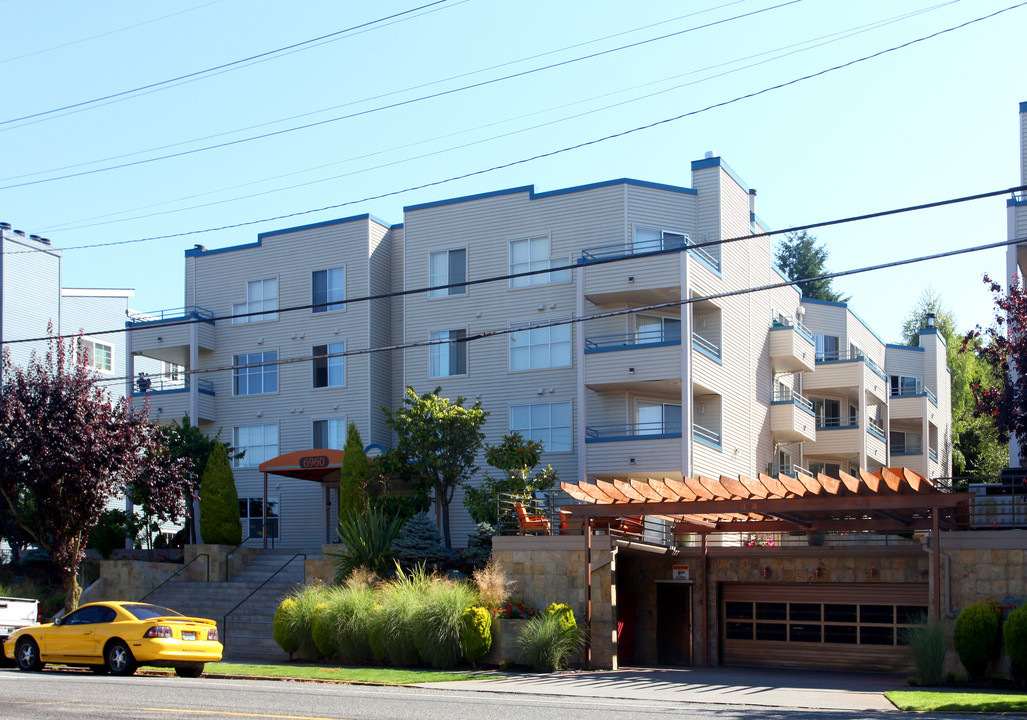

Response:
(0, 627), (12, 635)
(181, 631), (196, 641)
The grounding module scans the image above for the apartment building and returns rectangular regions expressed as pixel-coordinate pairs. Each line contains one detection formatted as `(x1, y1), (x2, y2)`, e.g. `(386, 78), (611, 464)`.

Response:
(126, 155), (953, 551)
(1007, 101), (1027, 469)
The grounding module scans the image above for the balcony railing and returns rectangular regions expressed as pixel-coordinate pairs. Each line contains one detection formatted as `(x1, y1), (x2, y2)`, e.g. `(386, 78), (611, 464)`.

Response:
(134, 377), (215, 395)
(771, 316), (814, 343)
(929, 448), (938, 462)
(693, 423), (721, 448)
(579, 236), (720, 272)
(771, 387), (814, 413)
(586, 421), (683, 440)
(772, 463), (812, 478)
(692, 332), (721, 360)
(866, 418), (886, 440)
(891, 442), (923, 455)
(127, 305), (214, 324)
(890, 384), (938, 406)
(816, 416), (859, 430)
(585, 329), (681, 352)
(815, 349), (886, 378)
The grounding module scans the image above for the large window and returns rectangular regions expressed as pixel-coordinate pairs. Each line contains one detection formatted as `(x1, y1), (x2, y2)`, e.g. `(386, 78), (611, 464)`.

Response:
(312, 267), (345, 313)
(313, 342), (345, 388)
(890, 430), (922, 454)
(636, 401), (682, 435)
(813, 397), (842, 427)
(240, 497), (279, 540)
(78, 338), (113, 372)
(511, 402), (571, 452)
(233, 424), (278, 468)
(637, 314), (681, 344)
(890, 375), (921, 397)
(430, 330), (467, 377)
(429, 249), (467, 298)
(234, 351), (278, 395)
(633, 227), (687, 254)
(510, 323), (571, 370)
(233, 278), (278, 324)
(814, 334), (840, 361)
(313, 418), (346, 450)
(509, 236), (569, 287)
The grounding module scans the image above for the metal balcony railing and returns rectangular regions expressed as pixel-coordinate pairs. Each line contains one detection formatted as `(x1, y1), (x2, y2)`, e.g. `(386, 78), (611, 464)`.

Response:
(585, 329), (681, 351)
(815, 348), (886, 378)
(891, 443), (923, 455)
(816, 416), (859, 430)
(772, 388), (814, 412)
(127, 306), (214, 324)
(890, 384), (938, 406)
(771, 316), (814, 343)
(693, 423), (721, 447)
(580, 236), (720, 272)
(586, 421), (683, 440)
(866, 418), (886, 440)
(134, 376), (215, 395)
(772, 464), (812, 478)
(692, 332), (721, 359)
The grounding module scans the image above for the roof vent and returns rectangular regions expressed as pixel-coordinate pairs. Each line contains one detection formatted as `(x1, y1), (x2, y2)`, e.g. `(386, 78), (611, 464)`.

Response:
(0, 222), (11, 231)
(194, 244), (206, 251)
(704, 151), (715, 159)
(14, 229), (25, 236)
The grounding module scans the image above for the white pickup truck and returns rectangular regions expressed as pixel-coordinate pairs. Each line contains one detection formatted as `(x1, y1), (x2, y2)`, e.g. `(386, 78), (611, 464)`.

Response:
(0, 597), (39, 648)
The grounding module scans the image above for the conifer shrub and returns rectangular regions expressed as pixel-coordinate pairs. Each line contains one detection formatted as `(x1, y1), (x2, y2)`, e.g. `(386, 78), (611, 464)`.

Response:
(412, 577), (479, 669)
(272, 598), (299, 654)
(1005, 604), (1027, 683)
(545, 602), (577, 635)
(460, 522), (495, 570)
(954, 601), (1002, 679)
(391, 513), (456, 572)
(198, 442), (242, 546)
(339, 423), (368, 521)
(461, 606), (492, 665)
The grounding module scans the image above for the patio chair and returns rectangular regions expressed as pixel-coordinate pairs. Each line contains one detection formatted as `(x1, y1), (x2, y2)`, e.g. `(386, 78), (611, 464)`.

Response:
(514, 502), (551, 535)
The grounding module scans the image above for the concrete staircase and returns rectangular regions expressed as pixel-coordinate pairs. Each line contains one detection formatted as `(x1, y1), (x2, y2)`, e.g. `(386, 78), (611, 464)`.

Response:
(141, 550), (309, 663)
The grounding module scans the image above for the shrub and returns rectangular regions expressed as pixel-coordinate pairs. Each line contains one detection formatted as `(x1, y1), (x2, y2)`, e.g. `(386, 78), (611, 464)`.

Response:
(329, 507), (403, 580)
(954, 601), (1002, 679)
(461, 606), (492, 665)
(901, 612), (947, 686)
(325, 583), (378, 665)
(198, 442), (242, 546)
(1005, 604), (1027, 683)
(311, 601), (335, 658)
(285, 583), (329, 661)
(339, 422), (368, 521)
(392, 513), (455, 572)
(472, 559), (515, 611)
(460, 522), (495, 570)
(517, 607), (585, 672)
(545, 602), (577, 634)
(272, 598), (299, 654)
(369, 564), (431, 666)
(413, 576), (479, 669)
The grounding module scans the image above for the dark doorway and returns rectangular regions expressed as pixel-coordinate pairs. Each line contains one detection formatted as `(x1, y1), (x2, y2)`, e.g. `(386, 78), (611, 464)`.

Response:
(617, 590), (637, 665)
(657, 583), (692, 665)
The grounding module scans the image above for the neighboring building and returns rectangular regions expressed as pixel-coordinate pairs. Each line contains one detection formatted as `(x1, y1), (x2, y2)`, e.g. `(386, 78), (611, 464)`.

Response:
(1007, 100), (1027, 469)
(126, 155), (953, 551)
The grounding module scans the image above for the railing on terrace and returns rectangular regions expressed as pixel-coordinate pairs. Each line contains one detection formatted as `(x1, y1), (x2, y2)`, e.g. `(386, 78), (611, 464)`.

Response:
(496, 491), (673, 545)
(579, 236), (720, 272)
(127, 305), (214, 323)
(772, 464), (812, 478)
(693, 423), (721, 447)
(891, 443), (923, 455)
(890, 385), (938, 406)
(771, 387), (813, 412)
(815, 349), (886, 377)
(816, 417), (859, 430)
(692, 332), (721, 359)
(967, 482), (1027, 528)
(929, 448), (938, 462)
(771, 316), (814, 342)
(866, 418), (886, 439)
(586, 421), (683, 440)
(134, 377), (215, 395)
(585, 328), (681, 351)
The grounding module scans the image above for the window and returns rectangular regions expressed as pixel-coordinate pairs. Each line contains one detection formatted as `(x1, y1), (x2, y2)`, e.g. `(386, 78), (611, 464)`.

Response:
(809, 461), (842, 478)
(813, 397), (842, 427)
(636, 314), (682, 344)
(636, 401), (682, 435)
(510, 323), (571, 370)
(240, 496), (279, 539)
(509, 236), (569, 287)
(890, 375), (921, 397)
(312, 267), (345, 313)
(313, 342), (345, 388)
(233, 351), (278, 395)
(233, 424), (278, 467)
(814, 334), (839, 361)
(633, 227), (687, 254)
(430, 330), (467, 377)
(313, 418), (346, 450)
(510, 402), (571, 452)
(890, 430), (922, 454)
(233, 278), (278, 323)
(78, 338), (113, 372)
(429, 249), (467, 297)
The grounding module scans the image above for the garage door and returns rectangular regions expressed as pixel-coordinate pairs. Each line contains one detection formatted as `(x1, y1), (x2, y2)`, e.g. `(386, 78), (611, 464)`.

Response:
(720, 583), (928, 672)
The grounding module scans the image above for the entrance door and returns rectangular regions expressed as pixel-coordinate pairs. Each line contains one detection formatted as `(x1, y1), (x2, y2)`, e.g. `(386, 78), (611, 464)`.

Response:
(656, 583), (692, 665)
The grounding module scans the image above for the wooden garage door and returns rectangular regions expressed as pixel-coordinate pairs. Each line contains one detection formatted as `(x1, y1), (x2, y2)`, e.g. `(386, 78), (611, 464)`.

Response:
(720, 583), (928, 672)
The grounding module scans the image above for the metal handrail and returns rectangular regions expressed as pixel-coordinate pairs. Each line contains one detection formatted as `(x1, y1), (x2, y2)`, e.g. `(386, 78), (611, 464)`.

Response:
(586, 421), (683, 438)
(585, 329), (682, 349)
(692, 332), (721, 358)
(223, 553), (306, 642)
(127, 305), (214, 323)
(137, 553), (209, 603)
(772, 388), (813, 411)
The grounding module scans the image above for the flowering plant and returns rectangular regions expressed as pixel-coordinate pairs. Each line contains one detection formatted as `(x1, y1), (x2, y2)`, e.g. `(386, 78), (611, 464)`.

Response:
(493, 601), (537, 619)
(743, 533), (776, 547)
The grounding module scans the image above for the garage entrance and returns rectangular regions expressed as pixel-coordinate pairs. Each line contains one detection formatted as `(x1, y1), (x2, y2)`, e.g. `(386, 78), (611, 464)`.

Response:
(657, 582), (692, 665)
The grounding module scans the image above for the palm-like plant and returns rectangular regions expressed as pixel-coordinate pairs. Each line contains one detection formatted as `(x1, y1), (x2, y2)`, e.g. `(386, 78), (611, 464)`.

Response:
(329, 507), (403, 580)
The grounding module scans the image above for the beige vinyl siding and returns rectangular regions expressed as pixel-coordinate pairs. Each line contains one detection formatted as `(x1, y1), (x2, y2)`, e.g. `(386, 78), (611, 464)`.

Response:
(367, 221), (393, 446)
(585, 345), (681, 386)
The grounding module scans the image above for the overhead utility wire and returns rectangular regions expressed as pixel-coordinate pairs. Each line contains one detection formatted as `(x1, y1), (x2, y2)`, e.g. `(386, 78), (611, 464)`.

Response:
(85, 230), (1027, 390)
(11, 0), (1021, 254)
(0, 1), (800, 190)
(40, 1), (955, 233)
(0, 0), (454, 128)
(8, 182), (1024, 349)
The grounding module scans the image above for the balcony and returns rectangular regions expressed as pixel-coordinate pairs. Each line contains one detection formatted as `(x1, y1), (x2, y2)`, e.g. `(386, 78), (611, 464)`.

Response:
(585, 329), (681, 352)
(770, 388), (816, 443)
(127, 306), (215, 365)
(584, 421), (682, 476)
(769, 317), (816, 373)
(802, 349), (889, 405)
(584, 330), (682, 390)
(132, 377), (216, 423)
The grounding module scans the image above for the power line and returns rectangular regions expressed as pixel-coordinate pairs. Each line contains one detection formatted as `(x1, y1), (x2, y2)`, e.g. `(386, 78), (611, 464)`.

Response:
(7, 182), (1024, 348)
(0, 0), (456, 128)
(0, 0), (799, 190)
(8, 0), (1021, 253)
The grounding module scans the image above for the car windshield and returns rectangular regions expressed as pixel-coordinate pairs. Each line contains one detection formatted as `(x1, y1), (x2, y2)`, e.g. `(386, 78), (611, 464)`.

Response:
(121, 603), (184, 620)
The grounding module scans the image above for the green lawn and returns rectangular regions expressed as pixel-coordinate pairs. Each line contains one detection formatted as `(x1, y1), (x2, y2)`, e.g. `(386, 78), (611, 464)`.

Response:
(886, 690), (1027, 713)
(207, 662), (492, 684)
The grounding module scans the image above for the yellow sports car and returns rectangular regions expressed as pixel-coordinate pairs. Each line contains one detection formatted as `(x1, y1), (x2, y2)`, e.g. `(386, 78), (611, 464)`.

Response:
(3, 601), (222, 677)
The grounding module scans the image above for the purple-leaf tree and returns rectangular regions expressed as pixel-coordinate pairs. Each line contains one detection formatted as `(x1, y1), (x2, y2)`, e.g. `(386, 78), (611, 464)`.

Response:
(0, 334), (192, 612)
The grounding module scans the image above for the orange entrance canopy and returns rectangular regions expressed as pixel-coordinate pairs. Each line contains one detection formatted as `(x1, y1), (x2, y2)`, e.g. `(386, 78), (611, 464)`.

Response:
(258, 449), (346, 482)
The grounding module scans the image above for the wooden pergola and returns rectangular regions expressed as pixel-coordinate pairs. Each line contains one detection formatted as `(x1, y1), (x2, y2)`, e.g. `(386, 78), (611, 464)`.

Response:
(560, 467), (973, 661)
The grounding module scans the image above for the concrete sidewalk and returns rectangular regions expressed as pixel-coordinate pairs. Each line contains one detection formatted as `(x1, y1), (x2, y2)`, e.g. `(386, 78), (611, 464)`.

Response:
(423, 666), (908, 711)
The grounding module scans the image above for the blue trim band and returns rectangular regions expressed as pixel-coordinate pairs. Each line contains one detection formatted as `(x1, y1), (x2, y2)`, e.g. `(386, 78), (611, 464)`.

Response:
(886, 343), (925, 352)
(185, 214), (393, 257)
(694, 343), (723, 364)
(585, 432), (682, 443)
(584, 339), (681, 354)
(693, 434), (723, 451)
(1020, 100), (1027, 113)
(689, 156), (750, 192)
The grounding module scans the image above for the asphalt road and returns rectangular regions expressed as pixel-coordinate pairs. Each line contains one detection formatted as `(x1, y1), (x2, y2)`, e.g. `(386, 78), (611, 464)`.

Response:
(0, 667), (1004, 720)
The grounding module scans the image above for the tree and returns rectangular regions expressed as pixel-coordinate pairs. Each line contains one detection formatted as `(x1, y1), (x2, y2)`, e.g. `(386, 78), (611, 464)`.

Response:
(0, 335), (191, 612)
(774, 230), (850, 302)
(198, 442), (242, 546)
(339, 422), (368, 523)
(963, 275), (1027, 463)
(383, 387), (488, 549)
(463, 433), (558, 525)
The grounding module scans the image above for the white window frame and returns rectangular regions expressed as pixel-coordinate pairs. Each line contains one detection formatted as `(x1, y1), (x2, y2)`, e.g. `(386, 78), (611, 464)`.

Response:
(312, 342), (346, 388)
(312, 266), (346, 314)
(890, 374), (922, 397)
(633, 226), (688, 254)
(77, 337), (113, 373)
(233, 424), (279, 468)
(636, 314), (682, 344)
(233, 351), (278, 396)
(240, 496), (279, 540)
(510, 401), (572, 452)
(428, 249), (468, 298)
(509, 322), (571, 371)
(430, 329), (467, 377)
(636, 400), (682, 436)
(233, 277), (279, 324)
(509, 235), (569, 288)
(312, 417), (347, 450)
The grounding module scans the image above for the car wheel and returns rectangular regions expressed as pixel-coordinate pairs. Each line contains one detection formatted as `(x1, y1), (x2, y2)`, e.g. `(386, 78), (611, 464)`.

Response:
(15, 638), (44, 672)
(105, 640), (137, 676)
(174, 663), (204, 678)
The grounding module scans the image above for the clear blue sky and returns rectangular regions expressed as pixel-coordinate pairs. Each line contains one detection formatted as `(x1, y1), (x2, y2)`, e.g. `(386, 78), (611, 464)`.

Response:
(2, 0), (1024, 343)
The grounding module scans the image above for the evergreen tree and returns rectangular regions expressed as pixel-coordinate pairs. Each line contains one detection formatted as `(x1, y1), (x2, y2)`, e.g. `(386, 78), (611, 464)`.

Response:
(198, 442), (242, 545)
(775, 230), (849, 302)
(339, 422), (368, 522)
